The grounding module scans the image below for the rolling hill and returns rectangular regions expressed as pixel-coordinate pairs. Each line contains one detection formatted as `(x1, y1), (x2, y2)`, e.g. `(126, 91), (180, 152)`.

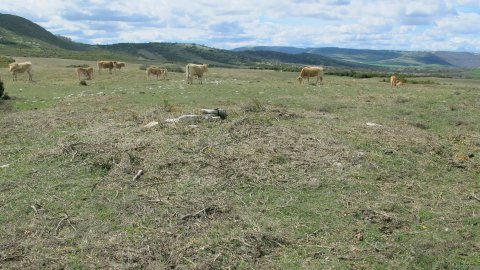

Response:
(0, 13), (370, 69)
(0, 13), (372, 69)
(1, 13), (479, 70)
(234, 46), (480, 69)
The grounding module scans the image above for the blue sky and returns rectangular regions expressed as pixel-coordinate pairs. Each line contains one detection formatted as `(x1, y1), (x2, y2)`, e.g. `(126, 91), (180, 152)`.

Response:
(1, 0), (480, 52)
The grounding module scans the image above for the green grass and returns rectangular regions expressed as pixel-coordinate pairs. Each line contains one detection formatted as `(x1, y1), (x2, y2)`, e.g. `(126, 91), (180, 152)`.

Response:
(465, 68), (480, 79)
(1, 57), (479, 268)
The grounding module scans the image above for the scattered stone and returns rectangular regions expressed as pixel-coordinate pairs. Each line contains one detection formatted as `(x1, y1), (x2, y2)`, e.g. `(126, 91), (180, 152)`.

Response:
(201, 108), (228, 119)
(133, 170), (144, 181)
(144, 121), (159, 128)
(165, 114), (221, 123)
(366, 122), (383, 127)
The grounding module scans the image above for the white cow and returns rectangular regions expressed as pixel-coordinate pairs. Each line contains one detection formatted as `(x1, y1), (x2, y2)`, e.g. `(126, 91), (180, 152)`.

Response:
(297, 66), (323, 85)
(9, 61), (33, 81)
(186, 63), (208, 84)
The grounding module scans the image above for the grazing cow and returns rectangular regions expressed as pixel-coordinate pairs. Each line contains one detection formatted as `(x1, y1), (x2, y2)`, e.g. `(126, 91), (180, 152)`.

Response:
(97, 60), (115, 74)
(76, 67), (94, 80)
(186, 63), (208, 84)
(114, 61), (126, 70)
(297, 66), (323, 85)
(146, 67), (167, 80)
(390, 75), (398, 87)
(395, 81), (403, 87)
(9, 61), (33, 81)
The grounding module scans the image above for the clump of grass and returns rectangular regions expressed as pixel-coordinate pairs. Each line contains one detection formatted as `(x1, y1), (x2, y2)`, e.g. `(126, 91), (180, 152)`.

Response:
(66, 64), (89, 68)
(242, 99), (266, 112)
(270, 154), (290, 164)
(408, 79), (439, 85)
(410, 121), (429, 130)
(317, 105), (334, 113)
(395, 96), (411, 104)
(163, 99), (180, 112)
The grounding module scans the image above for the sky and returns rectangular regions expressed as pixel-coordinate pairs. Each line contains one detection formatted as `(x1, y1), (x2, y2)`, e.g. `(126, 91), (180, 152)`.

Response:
(1, 0), (480, 52)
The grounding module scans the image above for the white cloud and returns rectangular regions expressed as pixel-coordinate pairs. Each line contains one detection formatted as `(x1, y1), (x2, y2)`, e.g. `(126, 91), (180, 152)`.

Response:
(0, 0), (479, 51)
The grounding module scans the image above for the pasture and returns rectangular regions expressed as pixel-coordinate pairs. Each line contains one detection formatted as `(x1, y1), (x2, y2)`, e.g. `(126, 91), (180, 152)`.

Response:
(1, 57), (479, 269)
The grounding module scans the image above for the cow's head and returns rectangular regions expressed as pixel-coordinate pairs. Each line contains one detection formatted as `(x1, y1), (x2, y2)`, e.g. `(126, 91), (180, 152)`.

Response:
(8, 62), (18, 71)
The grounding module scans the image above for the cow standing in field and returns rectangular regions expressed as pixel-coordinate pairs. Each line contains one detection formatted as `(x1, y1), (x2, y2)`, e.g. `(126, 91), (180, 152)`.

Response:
(76, 67), (94, 80)
(9, 61), (33, 81)
(297, 66), (323, 85)
(146, 67), (167, 80)
(97, 61), (115, 74)
(390, 75), (398, 87)
(114, 61), (126, 70)
(186, 63), (208, 84)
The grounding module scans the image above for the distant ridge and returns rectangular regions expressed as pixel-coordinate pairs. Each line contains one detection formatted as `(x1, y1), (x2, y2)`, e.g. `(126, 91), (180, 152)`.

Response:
(234, 46), (480, 69)
(1, 13), (479, 69)
(0, 14), (370, 68)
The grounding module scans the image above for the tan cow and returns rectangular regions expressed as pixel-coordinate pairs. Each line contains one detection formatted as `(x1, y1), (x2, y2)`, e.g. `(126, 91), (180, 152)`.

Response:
(186, 63), (208, 84)
(390, 75), (398, 87)
(297, 66), (323, 85)
(9, 61), (33, 81)
(97, 61), (115, 74)
(76, 67), (94, 80)
(146, 67), (167, 80)
(114, 61), (126, 70)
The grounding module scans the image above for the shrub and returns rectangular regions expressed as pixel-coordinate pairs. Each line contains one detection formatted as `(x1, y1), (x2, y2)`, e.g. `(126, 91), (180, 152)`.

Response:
(66, 64), (89, 68)
(0, 80), (4, 97)
(0, 56), (15, 68)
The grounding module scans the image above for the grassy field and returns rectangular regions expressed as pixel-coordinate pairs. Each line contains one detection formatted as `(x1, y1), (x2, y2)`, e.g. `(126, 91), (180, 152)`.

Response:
(465, 68), (480, 79)
(1, 57), (479, 269)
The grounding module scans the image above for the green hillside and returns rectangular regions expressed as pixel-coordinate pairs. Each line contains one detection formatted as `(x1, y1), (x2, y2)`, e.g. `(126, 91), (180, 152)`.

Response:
(101, 43), (255, 67)
(0, 13), (84, 50)
(235, 46), (480, 69)
(241, 50), (373, 68)
(0, 13), (366, 69)
(1, 13), (478, 71)
(0, 13), (364, 69)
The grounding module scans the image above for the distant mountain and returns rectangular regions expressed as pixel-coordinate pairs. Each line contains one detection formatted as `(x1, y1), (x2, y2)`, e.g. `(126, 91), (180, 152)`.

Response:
(234, 46), (480, 69)
(100, 43), (374, 68)
(433, 51), (480, 68)
(234, 46), (307, 55)
(239, 50), (372, 68)
(0, 14), (367, 68)
(1, 13), (478, 70)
